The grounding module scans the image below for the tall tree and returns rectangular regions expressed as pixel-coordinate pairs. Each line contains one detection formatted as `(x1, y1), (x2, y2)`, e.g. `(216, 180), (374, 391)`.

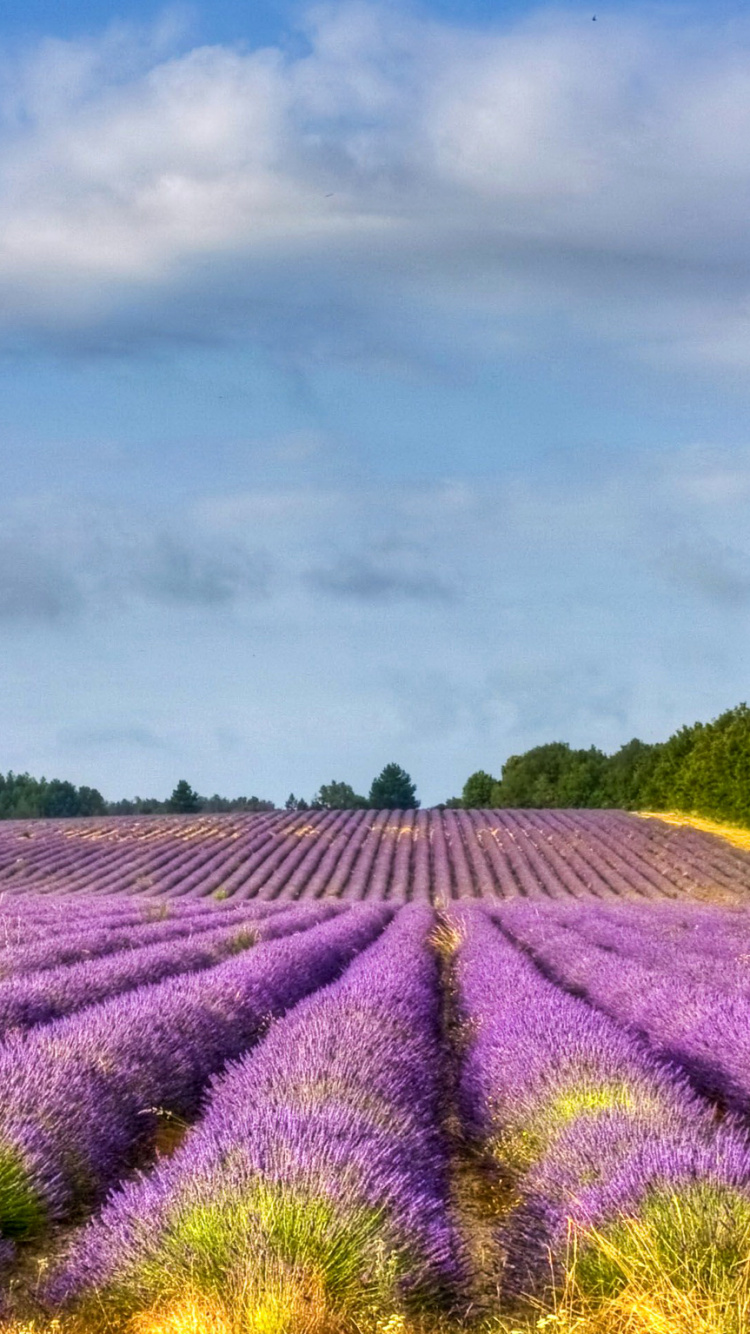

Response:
(167, 780), (201, 814)
(368, 763), (419, 810)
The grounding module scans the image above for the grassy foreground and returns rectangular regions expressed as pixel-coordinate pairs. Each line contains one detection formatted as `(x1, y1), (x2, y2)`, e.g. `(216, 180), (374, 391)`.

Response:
(3, 1200), (750, 1334)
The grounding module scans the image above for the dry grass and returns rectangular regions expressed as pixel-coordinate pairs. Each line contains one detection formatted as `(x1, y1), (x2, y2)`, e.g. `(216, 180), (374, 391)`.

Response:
(508, 1191), (750, 1334)
(637, 810), (750, 855)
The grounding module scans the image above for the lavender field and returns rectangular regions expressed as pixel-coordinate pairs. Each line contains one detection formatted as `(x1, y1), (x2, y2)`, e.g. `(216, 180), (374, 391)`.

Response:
(1, 811), (750, 1332)
(2, 807), (750, 904)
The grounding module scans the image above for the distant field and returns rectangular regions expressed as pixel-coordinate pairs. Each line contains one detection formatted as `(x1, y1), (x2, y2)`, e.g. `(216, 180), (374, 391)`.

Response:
(1, 807), (750, 903)
(0, 813), (749, 1332)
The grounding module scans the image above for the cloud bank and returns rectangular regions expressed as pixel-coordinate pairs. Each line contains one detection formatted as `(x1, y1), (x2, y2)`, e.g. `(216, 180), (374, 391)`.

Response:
(4, 441), (750, 622)
(2, 4), (750, 365)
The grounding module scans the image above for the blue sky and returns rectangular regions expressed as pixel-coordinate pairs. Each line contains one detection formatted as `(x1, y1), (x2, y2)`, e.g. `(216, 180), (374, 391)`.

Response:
(2, 0), (750, 806)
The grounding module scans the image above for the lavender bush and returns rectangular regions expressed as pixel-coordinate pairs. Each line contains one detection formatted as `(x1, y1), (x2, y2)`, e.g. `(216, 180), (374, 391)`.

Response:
(0, 903), (389, 1242)
(48, 905), (462, 1329)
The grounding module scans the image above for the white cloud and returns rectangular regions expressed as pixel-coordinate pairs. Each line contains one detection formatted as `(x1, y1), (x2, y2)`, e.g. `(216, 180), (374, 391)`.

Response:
(2, 6), (750, 364)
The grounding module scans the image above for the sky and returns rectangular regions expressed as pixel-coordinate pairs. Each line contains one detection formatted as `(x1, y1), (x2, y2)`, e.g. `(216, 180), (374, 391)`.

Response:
(2, 0), (750, 807)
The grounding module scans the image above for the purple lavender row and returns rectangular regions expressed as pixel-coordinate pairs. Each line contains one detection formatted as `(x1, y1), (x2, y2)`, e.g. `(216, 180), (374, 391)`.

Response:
(1, 892), (266, 922)
(463, 812), (524, 897)
(0, 903), (390, 1244)
(0, 899), (222, 951)
(493, 811), (593, 899)
(565, 896), (750, 957)
(584, 808), (750, 899)
(0, 812), (376, 903)
(470, 812), (555, 898)
(336, 810), (389, 900)
(548, 811), (681, 897)
(386, 807), (416, 899)
(181, 811), (349, 902)
(619, 811), (750, 894)
(194, 810), (338, 902)
(0, 813), (289, 899)
(124, 814), (287, 901)
(0, 814), (256, 888)
(48, 904), (462, 1321)
(497, 811), (615, 899)
(447, 903), (750, 1303)
(0, 893), (247, 934)
(449, 812), (498, 897)
(352, 811), (400, 900)
(448, 904), (708, 1147)
(495, 898), (750, 1118)
(7, 807), (750, 904)
(318, 808), (380, 899)
(0, 902), (343, 1037)
(72, 814), (287, 899)
(541, 811), (677, 898)
(503, 1107), (750, 1305)
(410, 809), (433, 900)
(240, 808), (358, 900)
(545, 899), (750, 990)
(441, 811), (477, 898)
(243, 807), (351, 901)
(303, 807), (376, 899)
(0, 901), (286, 979)
(118, 812), (305, 902)
(521, 810), (655, 898)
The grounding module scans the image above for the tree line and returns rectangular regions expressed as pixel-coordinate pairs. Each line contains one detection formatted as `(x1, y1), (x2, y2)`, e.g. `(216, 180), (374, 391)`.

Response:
(0, 763), (419, 819)
(458, 702), (750, 825)
(5, 703), (750, 823)
(285, 763), (419, 813)
(0, 774), (275, 821)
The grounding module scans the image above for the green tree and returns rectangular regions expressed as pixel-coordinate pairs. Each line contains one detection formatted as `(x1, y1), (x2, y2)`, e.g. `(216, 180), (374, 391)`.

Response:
(462, 770), (498, 808)
(667, 704), (750, 823)
(41, 779), (105, 818)
(368, 763), (419, 810)
(493, 742), (609, 808)
(640, 722), (704, 810)
(168, 780), (202, 814)
(603, 738), (660, 809)
(313, 781), (368, 810)
(0, 771), (106, 819)
(76, 786), (107, 816)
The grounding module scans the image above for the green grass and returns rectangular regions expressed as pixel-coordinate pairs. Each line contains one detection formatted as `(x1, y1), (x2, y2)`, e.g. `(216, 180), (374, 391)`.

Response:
(0, 1143), (46, 1239)
(573, 1180), (750, 1312)
(80, 1181), (409, 1334)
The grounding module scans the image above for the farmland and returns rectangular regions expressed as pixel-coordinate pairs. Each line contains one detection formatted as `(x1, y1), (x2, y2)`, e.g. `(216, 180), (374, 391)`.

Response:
(2, 807), (750, 904)
(0, 810), (749, 1331)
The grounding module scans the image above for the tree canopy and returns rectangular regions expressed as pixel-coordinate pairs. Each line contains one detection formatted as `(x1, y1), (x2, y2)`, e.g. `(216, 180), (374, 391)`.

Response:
(313, 781), (369, 810)
(0, 772), (106, 820)
(461, 770), (497, 809)
(458, 703), (750, 828)
(167, 780), (202, 814)
(368, 763), (419, 810)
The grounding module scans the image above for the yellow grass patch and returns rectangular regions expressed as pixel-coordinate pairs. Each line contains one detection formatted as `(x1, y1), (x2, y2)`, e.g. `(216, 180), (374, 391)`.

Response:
(637, 811), (750, 854)
(128, 1270), (344, 1334)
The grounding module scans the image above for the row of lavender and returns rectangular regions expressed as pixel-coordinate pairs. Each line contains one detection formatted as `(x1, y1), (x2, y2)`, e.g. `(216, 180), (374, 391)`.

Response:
(0, 902), (391, 1252)
(0, 896), (744, 1326)
(450, 902), (750, 1305)
(2, 808), (750, 904)
(494, 895), (750, 1118)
